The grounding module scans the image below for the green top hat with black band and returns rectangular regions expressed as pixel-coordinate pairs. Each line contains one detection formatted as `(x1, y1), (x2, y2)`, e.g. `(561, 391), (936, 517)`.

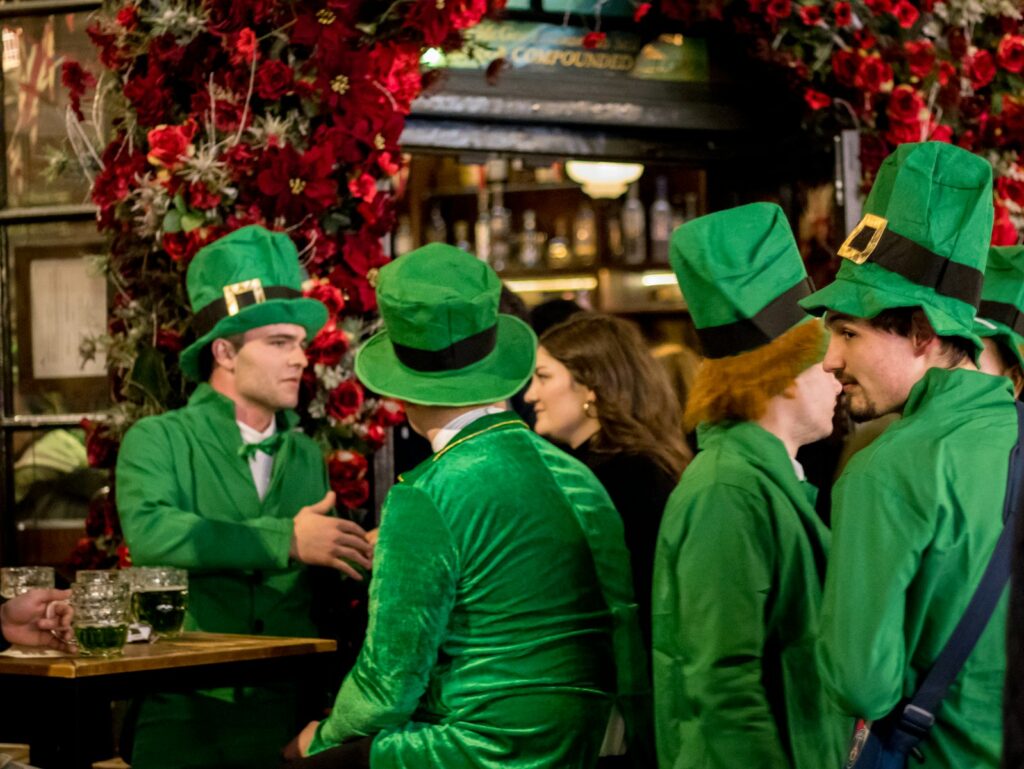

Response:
(800, 141), (993, 352)
(669, 201), (813, 358)
(976, 245), (1024, 369)
(179, 225), (328, 380)
(354, 243), (537, 406)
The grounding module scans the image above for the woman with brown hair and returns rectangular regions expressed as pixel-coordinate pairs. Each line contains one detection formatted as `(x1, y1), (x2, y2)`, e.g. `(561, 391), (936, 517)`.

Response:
(524, 312), (690, 647)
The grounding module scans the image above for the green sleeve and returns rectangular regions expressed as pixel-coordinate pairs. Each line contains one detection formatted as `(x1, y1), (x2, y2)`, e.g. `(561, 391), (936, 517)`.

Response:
(311, 484), (458, 752)
(116, 418), (293, 571)
(817, 467), (932, 719)
(663, 483), (788, 767)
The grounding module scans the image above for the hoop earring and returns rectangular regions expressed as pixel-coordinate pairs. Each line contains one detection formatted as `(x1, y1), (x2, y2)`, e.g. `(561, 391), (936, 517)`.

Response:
(582, 400), (596, 418)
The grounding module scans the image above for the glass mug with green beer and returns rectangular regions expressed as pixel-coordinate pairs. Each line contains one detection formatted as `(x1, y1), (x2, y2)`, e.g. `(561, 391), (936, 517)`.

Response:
(72, 580), (130, 657)
(131, 567), (188, 638)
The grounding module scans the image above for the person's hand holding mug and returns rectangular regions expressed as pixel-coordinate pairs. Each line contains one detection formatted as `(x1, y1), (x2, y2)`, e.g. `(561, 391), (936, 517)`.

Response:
(1, 588), (75, 649)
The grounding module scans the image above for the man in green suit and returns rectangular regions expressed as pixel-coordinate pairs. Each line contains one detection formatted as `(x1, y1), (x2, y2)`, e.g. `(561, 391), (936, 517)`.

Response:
(284, 243), (648, 769)
(799, 141), (1017, 769)
(116, 225), (374, 769)
(652, 202), (849, 769)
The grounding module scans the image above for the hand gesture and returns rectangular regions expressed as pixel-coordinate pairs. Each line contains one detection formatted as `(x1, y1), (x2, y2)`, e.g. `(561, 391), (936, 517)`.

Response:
(1, 588), (75, 649)
(291, 491), (374, 580)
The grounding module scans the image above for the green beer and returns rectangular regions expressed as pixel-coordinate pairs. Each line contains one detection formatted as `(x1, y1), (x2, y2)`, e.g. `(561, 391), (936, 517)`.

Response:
(133, 587), (188, 635)
(75, 623), (128, 657)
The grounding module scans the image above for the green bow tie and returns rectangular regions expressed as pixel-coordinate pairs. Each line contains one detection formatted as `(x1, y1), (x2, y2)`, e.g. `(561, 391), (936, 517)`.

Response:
(238, 432), (287, 461)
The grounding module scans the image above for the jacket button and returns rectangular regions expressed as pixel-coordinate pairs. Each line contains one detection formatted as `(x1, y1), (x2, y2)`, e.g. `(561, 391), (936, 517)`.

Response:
(254, 619), (264, 633)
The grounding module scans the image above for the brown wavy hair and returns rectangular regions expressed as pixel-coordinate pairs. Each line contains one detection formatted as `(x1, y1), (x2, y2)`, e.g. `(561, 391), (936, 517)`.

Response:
(684, 318), (826, 431)
(539, 313), (691, 479)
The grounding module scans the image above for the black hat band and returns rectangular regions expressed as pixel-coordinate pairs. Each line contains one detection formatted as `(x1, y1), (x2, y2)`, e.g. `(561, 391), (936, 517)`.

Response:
(392, 325), (498, 373)
(193, 284), (302, 337)
(980, 300), (1024, 338)
(839, 215), (983, 308)
(697, 278), (815, 359)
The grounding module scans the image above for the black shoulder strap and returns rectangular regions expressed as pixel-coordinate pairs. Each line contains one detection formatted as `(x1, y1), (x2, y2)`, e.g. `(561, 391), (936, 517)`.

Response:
(895, 401), (1024, 738)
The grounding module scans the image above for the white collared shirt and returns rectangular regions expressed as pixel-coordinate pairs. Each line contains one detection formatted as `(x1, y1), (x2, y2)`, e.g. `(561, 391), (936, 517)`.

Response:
(791, 456), (807, 482)
(238, 419), (276, 500)
(430, 406), (507, 453)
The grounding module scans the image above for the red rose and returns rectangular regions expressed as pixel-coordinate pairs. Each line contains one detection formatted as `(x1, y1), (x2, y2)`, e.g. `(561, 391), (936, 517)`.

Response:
(582, 31), (607, 49)
(155, 328), (183, 353)
(998, 34), (1024, 74)
(993, 202), (1020, 246)
(864, 0), (890, 12)
(348, 172), (377, 202)
(765, 0), (792, 18)
(304, 280), (346, 316)
(798, 4), (822, 24)
(886, 120), (924, 145)
(146, 121), (198, 169)
(803, 88), (832, 110)
(832, 1), (852, 26)
(327, 450), (370, 510)
(887, 85), (926, 123)
(115, 5), (138, 30)
(903, 40), (935, 79)
(929, 124), (954, 142)
(937, 60), (958, 87)
(374, 399), (406, 427)
(965, 49), (996, 89)
(997, 176), (1024, 206)
(364, 421), (386, 448)
(327, 379), (365, 422)
(124, 65), (172, 126)
(187, 181), (222, 210)
(832, 50), (860, 86)
(232, 28), (258, 67)
(892, 0), (918, 28)
(255, 59), (294, 100)
(633, 2), (652, 21)
(306, 324), (350, 367)
(854, 54), (894, 94)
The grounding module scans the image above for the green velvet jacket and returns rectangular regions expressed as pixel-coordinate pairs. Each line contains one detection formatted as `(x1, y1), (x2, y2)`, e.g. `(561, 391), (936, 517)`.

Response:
(116, 383), (329, 769)
(652, 421), (848, 769)
(819, 368), (1016, 769)
(310, 413), (649, 768)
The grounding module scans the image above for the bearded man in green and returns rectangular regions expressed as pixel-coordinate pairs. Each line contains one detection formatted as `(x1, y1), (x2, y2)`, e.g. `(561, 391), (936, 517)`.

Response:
(652, 202), (849, 769)
(283, 243), (647, 769)
(116, 225), (374, 769)
(800, 141), (1017, 769)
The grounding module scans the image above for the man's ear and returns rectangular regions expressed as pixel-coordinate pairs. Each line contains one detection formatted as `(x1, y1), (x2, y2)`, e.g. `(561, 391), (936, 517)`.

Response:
(908, 309), (938, 356)
(210, 337), (237, 371)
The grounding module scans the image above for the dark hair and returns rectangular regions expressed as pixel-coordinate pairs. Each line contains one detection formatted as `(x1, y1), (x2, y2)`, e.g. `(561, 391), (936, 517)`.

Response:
(198, 332), (246, 381)
(530, 298), (583, 337)
(866, 307), (974, 368)
(540, 313), (691, 479)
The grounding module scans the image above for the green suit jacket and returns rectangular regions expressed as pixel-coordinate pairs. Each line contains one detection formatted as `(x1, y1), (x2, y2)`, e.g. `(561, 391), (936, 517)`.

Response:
(116, 383), (329, 769)
(819, 368), (1016, 769)
(652, 421), (848, 769)
(309, 413), (649, 768)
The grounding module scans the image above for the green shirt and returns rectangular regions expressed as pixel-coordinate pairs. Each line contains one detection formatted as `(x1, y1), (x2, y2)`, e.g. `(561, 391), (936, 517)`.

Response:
(116, 383), (330, 769)
(652, 421), (848, 769)
(310, 413), (649, 769)
(819, 368), (1016, 769)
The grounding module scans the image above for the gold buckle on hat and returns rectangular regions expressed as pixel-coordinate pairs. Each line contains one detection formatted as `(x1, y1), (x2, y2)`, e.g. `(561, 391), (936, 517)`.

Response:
(223, 279), (266, 316)
(838, 213), (888, 265)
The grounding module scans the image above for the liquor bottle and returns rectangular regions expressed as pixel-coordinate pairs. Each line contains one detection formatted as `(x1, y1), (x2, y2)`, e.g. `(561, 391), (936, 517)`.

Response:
(474, 188), (490, 264)
(573, 202), (597, 268)
(649, 176), (672, 265)
(393, 215), (414, 257)
(489, 184), (512, 272)
(622, 182), (646, 265)
(425, 204), (448, 244)
(606, 207), (625, 265)
(683, 191), (700, 222)
(454, 220), (472, 252)
(519, 209), (545, 269)
(546, 217), (572, 270)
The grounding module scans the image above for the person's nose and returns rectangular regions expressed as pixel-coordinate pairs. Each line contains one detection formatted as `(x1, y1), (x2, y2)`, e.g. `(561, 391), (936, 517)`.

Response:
(822, 336), (843, 375)
(292, 345), (308, 369)
(524, 377), (539, 404)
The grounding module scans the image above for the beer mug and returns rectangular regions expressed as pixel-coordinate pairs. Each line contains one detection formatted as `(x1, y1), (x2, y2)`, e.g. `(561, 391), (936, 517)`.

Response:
(131, 567), (188, 638)
(0, 566), (55, 598)
(72, 580), (130, 657)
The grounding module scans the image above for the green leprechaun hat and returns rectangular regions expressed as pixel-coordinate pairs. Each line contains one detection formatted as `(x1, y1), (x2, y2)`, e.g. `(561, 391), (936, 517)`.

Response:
(975, 245), (1024, 370)
(800, 141), (993, 352)
(179, 225), (328, 380)
(355, 243), (537, 406)
(670, 201), (814, 357)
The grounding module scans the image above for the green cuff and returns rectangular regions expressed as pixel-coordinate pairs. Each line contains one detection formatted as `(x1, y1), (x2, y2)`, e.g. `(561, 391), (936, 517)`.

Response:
(307, 720), (332, 756)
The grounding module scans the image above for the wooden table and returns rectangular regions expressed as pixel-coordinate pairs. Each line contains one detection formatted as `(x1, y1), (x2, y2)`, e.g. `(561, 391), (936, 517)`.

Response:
(0, 632), (337, 769)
